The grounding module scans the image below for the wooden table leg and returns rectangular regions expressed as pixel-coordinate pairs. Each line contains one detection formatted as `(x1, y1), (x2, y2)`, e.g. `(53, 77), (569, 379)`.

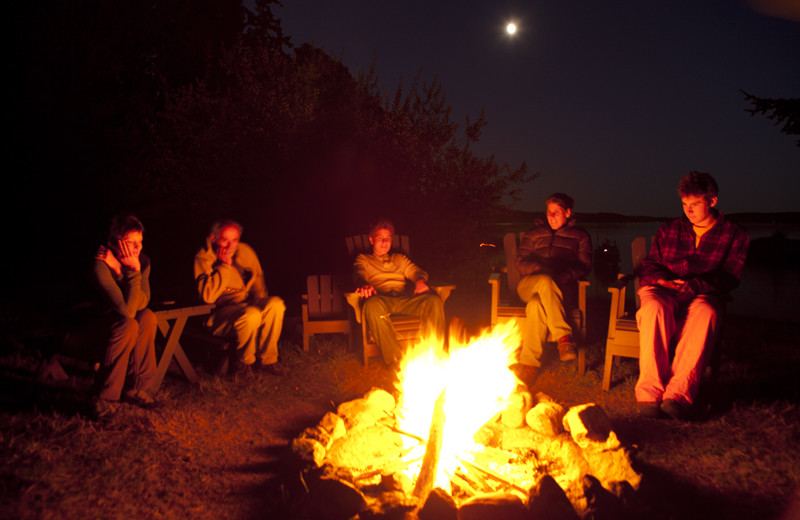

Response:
(153, 316), (199, 392)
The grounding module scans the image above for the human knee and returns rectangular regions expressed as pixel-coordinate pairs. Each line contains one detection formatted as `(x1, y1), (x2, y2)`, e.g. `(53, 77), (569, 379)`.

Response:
(517, 274), (556, 301)
(689, 297), (719, 324)
(420, 293), (443, 313)
(363, 297), (389, 317)
(266, 296), (286, 314)
(238, 306), (262, 331)
(139, 308), (157, 332)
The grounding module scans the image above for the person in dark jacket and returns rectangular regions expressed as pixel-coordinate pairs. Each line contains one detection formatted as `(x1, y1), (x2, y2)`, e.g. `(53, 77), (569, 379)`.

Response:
(514, 193), (592, 385)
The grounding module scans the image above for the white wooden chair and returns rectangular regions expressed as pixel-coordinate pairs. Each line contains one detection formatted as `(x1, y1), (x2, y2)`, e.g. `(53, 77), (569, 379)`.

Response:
(344, 234), (454, 366)
(302, 274), (352, 352)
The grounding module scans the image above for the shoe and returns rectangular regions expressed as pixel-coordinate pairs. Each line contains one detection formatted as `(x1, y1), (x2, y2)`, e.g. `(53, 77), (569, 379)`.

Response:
(261, 362), (286, 376)
(637, 401), (663, 419)
(515, 364), (539, 387)
(557, 336), (577, 362)
(123, 389), (158, 409)
(660, 399), (690, 421)
(232, 361), (254, 378)
(92, 397), (119, 420)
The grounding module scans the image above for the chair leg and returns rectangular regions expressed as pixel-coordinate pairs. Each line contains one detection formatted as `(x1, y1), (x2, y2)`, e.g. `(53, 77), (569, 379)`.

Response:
(302, 331), (310, 353)
(577, 344), (586, 375)
(602, 351), (614, 391)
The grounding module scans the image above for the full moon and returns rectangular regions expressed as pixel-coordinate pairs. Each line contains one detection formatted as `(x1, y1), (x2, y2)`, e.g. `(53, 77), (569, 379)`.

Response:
(506, 23), (517, 35)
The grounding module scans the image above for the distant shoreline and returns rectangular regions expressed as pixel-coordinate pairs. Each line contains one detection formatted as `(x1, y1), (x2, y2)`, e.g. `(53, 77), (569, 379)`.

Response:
(491, 209), (800, 225)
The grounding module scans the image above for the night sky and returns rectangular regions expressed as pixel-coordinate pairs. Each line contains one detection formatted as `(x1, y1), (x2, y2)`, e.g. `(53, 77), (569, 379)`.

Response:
(276, 1), (799, 217)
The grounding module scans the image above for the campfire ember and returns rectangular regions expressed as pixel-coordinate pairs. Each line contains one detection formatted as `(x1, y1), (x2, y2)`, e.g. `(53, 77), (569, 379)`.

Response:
(291, 323), (641, 519)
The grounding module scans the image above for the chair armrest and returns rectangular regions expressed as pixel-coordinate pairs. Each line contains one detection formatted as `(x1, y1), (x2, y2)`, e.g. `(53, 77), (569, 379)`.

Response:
(344, 292), (363, 323)
(431, 285), (456, 303)
(608, 274), (634, 290)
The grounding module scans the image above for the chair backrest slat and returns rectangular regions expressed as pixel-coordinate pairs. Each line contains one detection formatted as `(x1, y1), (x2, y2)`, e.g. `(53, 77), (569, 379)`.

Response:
(307, 275), (322, 316)
(503, 232), (525, 293)
(307, 274), (346, 318)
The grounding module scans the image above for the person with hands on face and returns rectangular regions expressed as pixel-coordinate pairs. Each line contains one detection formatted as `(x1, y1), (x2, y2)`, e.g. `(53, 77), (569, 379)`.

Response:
(353, 219), (445, 367)
(90, 214), (159, 418)
(635, 172), (749, 420)
(194, 219), (286, 376)
(514, 193), (592, 387)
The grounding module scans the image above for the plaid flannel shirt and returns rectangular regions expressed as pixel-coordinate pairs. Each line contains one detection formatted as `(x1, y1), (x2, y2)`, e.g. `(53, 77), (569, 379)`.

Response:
(640, 211), (750, 297)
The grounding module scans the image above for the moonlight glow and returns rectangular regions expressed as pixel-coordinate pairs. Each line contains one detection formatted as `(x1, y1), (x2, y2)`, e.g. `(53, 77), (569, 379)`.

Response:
(506, 22), (517, 35)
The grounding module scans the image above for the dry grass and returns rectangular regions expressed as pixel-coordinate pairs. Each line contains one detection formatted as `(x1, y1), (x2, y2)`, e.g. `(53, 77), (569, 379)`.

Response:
(1, 306), (799, 520)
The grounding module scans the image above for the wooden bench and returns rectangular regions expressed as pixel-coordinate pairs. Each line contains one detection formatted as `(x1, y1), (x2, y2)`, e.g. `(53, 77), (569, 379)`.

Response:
(37, 303), (215, 393)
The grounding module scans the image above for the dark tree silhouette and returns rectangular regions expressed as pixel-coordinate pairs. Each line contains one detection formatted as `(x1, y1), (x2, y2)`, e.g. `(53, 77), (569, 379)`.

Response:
(742, 90), (800, 146)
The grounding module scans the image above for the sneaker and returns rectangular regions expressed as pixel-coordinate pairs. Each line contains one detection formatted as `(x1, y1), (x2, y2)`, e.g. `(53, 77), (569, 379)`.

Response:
(557, 336), (577, 362)
(660, 399), (690, 421)
(260, 362), (286, 376)
(637, 401), (663, 419)
(123, 389), (158, 409)
(92, 397), (119, 420)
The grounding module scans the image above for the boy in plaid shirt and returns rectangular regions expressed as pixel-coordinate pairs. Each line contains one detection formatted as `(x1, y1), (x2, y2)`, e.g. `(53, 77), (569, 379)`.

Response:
(636, 172), (749, 420)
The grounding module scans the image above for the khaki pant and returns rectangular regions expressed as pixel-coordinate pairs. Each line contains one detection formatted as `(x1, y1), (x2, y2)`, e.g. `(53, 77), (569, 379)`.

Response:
(635, 286), (721, 405)
(209, 297), (286, 365)
(516, 274), (572, 367)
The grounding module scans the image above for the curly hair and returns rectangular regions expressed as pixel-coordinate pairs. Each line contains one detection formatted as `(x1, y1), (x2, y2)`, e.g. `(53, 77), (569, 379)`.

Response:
(678, 171), (718, 201)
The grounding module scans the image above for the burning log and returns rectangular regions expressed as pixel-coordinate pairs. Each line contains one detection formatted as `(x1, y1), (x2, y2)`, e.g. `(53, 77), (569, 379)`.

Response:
(457, 456), (528, 495)
(411, 389), (446, 507)
(354, 453), (422, 482)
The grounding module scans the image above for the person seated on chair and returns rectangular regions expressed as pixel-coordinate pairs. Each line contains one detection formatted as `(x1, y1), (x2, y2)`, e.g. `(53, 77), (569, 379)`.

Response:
(90, 214), (159, 418)
(635, 172), (748, 421)
(354, 219), (445, 367)
(515, 193), (592, 385)
(194, 219), (286, 376)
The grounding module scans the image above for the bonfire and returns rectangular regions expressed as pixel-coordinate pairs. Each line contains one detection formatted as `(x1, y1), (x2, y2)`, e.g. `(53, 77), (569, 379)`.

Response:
(291, 322), (641, 519)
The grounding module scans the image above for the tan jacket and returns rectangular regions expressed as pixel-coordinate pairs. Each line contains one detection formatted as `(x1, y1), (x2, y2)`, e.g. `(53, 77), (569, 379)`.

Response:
(194, 238), (267, 307)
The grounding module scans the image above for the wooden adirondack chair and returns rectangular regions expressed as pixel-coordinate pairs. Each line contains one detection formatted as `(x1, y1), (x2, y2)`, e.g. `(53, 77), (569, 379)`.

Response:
(302, 274), (352, 352)
(488, 231), (589, 374)
(602, 236), (649, 390)
(344, 234), (455, 366)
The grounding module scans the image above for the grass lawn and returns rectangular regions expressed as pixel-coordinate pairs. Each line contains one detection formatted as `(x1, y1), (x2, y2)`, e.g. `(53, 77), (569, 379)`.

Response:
(1, 294), (799, 519)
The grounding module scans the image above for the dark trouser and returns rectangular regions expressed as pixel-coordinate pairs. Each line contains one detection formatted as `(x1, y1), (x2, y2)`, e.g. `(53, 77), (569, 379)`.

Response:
(95, 309), (158, 401)
(363, 292), (445, 365)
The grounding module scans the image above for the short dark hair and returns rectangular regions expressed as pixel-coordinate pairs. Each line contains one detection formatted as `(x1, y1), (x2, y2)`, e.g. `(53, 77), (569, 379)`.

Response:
(545, 193), (575, 212)
(210, 219), (243, 237)
(369, 219), (395, 237)
(108, 214), (144, 244)
(678, 171), (718, 201)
